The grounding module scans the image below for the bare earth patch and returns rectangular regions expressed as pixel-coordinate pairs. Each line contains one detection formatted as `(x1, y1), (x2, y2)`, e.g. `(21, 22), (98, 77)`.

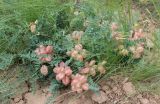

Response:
(11, 75), (160, 104)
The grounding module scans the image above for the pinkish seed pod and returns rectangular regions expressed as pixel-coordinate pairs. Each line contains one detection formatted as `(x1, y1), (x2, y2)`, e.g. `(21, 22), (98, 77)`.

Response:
(56, 73), (65, 81)
(62, 76), (70, 85)
(30, 22), (36, 33)
(136, 45), (144, 53)
(98, 66), (106, 74)
(59, 62), (66, 67)
(79, 67), (90, 74)
(77, 88), (83, 93)
(71, 50), (78, 57)
(35, 49), (41, 56)
(81, 49), (87, 58)
(89, 60), (96, 66)
(72, 31), (78, 39)
(82, 83), (89, 91)
(45, 56), (52, 62)
(133, 52), (141, 59)
(75, 44), (83, 51)
(79, 31), (84, 36)
(111, 22), (118, 31)
(53, 67), (60, 73)
(39, 45), (47, 54)
(40, 65), (48, 76)
(129, 46), (136, 53)
(65, 67), (72, 76)
(89, 68), (96, 76)
(45, 45), (53, 54)
(76, 54), (84, 61)
(85, 62), (89, 67)
(66, 51), (71, 56)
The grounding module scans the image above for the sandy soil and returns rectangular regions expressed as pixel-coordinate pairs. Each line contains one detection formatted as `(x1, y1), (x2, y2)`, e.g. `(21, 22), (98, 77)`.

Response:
(11, 75), (160, 104)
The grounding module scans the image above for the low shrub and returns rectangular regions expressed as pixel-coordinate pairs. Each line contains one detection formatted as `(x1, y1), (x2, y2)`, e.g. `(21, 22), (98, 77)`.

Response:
(0, 0), (153, 103)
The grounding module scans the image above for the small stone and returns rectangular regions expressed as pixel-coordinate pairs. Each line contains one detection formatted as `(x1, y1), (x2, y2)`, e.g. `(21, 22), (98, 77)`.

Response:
(14, 96), (22, 103)
(105, 90), (112, 95)
(91, 91), (107, 104)
(122, 77), (129, 84)
(123, 82), (136, 95)
(114, 89), (123, 96)
(139, 98), (150, 104)
(112, 86), (118, 92)
(16, 100), (24, 104)
(137, 94), (143, 99)
(101, 85), (110, 91)
(24, 90), (48, 104)
(42, 87), (49, 94)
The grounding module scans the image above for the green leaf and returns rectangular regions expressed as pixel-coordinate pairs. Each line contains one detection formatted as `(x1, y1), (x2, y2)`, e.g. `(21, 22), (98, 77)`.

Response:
(0, 53), (14, 70)
(88, 77), (99, 93)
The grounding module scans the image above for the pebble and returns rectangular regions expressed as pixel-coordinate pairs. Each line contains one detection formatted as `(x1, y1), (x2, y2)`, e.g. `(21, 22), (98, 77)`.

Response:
(91, 91), (108, 104)
(123, 82), (136, 95)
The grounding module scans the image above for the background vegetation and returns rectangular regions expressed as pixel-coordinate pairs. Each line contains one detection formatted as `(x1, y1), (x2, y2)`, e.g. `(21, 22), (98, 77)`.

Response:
(0, 0), (160, 104)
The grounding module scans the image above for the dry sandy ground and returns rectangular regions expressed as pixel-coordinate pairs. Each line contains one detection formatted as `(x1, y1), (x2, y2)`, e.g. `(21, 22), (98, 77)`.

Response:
(10, 75), (160, 104)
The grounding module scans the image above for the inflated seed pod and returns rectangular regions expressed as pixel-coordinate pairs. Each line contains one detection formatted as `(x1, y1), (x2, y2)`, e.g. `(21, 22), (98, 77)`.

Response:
(66, 51), (71, 56)
(120, 49), (129, 56)
(76, 54), (84, 61)
(101, 61), (107, 65)
(98, 65), (106, 74)
(71, 50), (78, 57)
(40, 65), (48, 76)
(45, 45), (53, 54)
(81, 49), (87, 58)
(75, 44), (83, 51)
(118, 45), (124, 50)
(89, 60), (96, 67)
(30, 22), (36, 33)
(89, 67), (96, 76)
(111, 22), (118, 31)
(79, 67), (90, 74)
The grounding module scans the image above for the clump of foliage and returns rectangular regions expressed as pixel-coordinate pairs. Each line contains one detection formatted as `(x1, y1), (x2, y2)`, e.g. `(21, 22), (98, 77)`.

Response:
(0, 0), (157, 103)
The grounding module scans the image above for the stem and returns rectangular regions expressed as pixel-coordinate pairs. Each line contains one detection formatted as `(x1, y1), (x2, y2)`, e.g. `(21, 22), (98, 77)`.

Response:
(54, 90), (76, 101)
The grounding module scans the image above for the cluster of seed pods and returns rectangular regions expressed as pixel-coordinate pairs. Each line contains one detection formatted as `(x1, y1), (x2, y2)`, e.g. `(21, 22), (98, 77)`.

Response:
(110, 22), (124, 40)
(35, 45), (53, 76)
(81, 60), (107, 75)
(53, 62), (89, 93)
(117, 45), (129, 56)
(111, 22), (119, 31)
(53, 62), (72, 85)
(66, 44), (87, 61)
(129, 43), (144, 59)
(34, 29), (108, 93)
(71, 31), (84, 41)
(71, 74), (89, 93)
(129, 29), (145, 59)
(79, 60), (96, 76)
(32, 18), (146, 94)
(35, 45), (53, 62)
(110, 22), (145, 59)
(79, 60), (107, 76)
(130, 29), (145, 40)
